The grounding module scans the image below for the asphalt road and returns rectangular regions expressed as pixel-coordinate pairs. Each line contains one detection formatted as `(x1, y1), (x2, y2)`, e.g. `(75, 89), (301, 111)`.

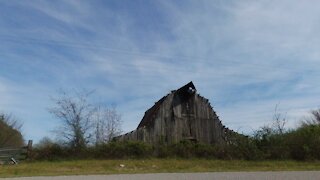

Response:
(3, 172), (320, 180)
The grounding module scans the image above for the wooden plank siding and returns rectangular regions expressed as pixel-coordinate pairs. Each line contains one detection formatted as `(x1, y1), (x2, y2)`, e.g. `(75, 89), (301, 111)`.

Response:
(0, 140), (32, 164)
(115, 82), (235, 145)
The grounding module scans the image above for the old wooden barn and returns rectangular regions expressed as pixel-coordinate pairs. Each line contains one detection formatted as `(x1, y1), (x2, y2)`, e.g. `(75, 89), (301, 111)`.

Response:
(116, 82), (234, 145)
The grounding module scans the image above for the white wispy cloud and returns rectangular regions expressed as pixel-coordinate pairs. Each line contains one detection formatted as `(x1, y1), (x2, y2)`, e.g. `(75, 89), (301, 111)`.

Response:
(0, 0), (319, 141)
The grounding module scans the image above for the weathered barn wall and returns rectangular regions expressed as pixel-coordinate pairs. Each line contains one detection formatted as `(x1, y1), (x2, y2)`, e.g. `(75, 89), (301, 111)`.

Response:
(115, 82), (234, 145)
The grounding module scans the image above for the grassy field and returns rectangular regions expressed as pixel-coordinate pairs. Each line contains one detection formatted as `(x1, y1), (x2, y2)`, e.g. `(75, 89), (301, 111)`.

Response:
(1, 159), (320, 178)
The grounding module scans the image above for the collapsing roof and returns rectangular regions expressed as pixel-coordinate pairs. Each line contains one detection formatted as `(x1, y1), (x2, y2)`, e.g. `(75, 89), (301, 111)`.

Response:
(116, 81), (235, 144)
(138, 81), (196, 129)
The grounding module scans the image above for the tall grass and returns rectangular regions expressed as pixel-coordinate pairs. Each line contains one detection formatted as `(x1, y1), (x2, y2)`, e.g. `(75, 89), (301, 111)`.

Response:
(2, 159), (320, 178)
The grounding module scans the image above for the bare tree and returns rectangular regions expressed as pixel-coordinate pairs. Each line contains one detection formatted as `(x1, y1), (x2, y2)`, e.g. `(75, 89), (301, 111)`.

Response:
(272, 104), (287, 134)
(311, 109), (320, 124)
(0, 113), (24, 147)
(254, 125), (273, 140)
(49, 90), (96, 150)
(254, 104), (287, 139)
(94, 105), (122, 144)
(0, 113), (23, 131)
(302, 108), (320, 126)
(311, 109), (320, 123)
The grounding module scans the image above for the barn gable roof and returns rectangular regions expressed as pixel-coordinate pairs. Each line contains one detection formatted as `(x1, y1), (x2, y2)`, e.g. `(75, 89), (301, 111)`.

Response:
(137, 81), (196, 129)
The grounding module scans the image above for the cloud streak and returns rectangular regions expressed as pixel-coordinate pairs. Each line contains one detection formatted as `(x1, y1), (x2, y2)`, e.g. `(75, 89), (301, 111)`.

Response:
(0, 0), (319, 141)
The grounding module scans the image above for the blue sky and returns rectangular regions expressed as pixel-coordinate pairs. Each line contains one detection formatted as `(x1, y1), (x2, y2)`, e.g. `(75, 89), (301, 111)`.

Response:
(1, 0), (320, 143)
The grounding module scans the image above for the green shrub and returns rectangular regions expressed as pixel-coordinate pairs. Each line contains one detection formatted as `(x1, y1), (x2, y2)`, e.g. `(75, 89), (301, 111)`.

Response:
(32, 125), (320, 161)
(194, 143), (216, 158)
(286, 125), (320, 160)
(95, 141), (152, 159)
(154, 145), (172, 158)
(223, 134), (262, 160)
(125, 141), (153, 158)
(32, 143), (67, 161)
(171, 140), (195, 158)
